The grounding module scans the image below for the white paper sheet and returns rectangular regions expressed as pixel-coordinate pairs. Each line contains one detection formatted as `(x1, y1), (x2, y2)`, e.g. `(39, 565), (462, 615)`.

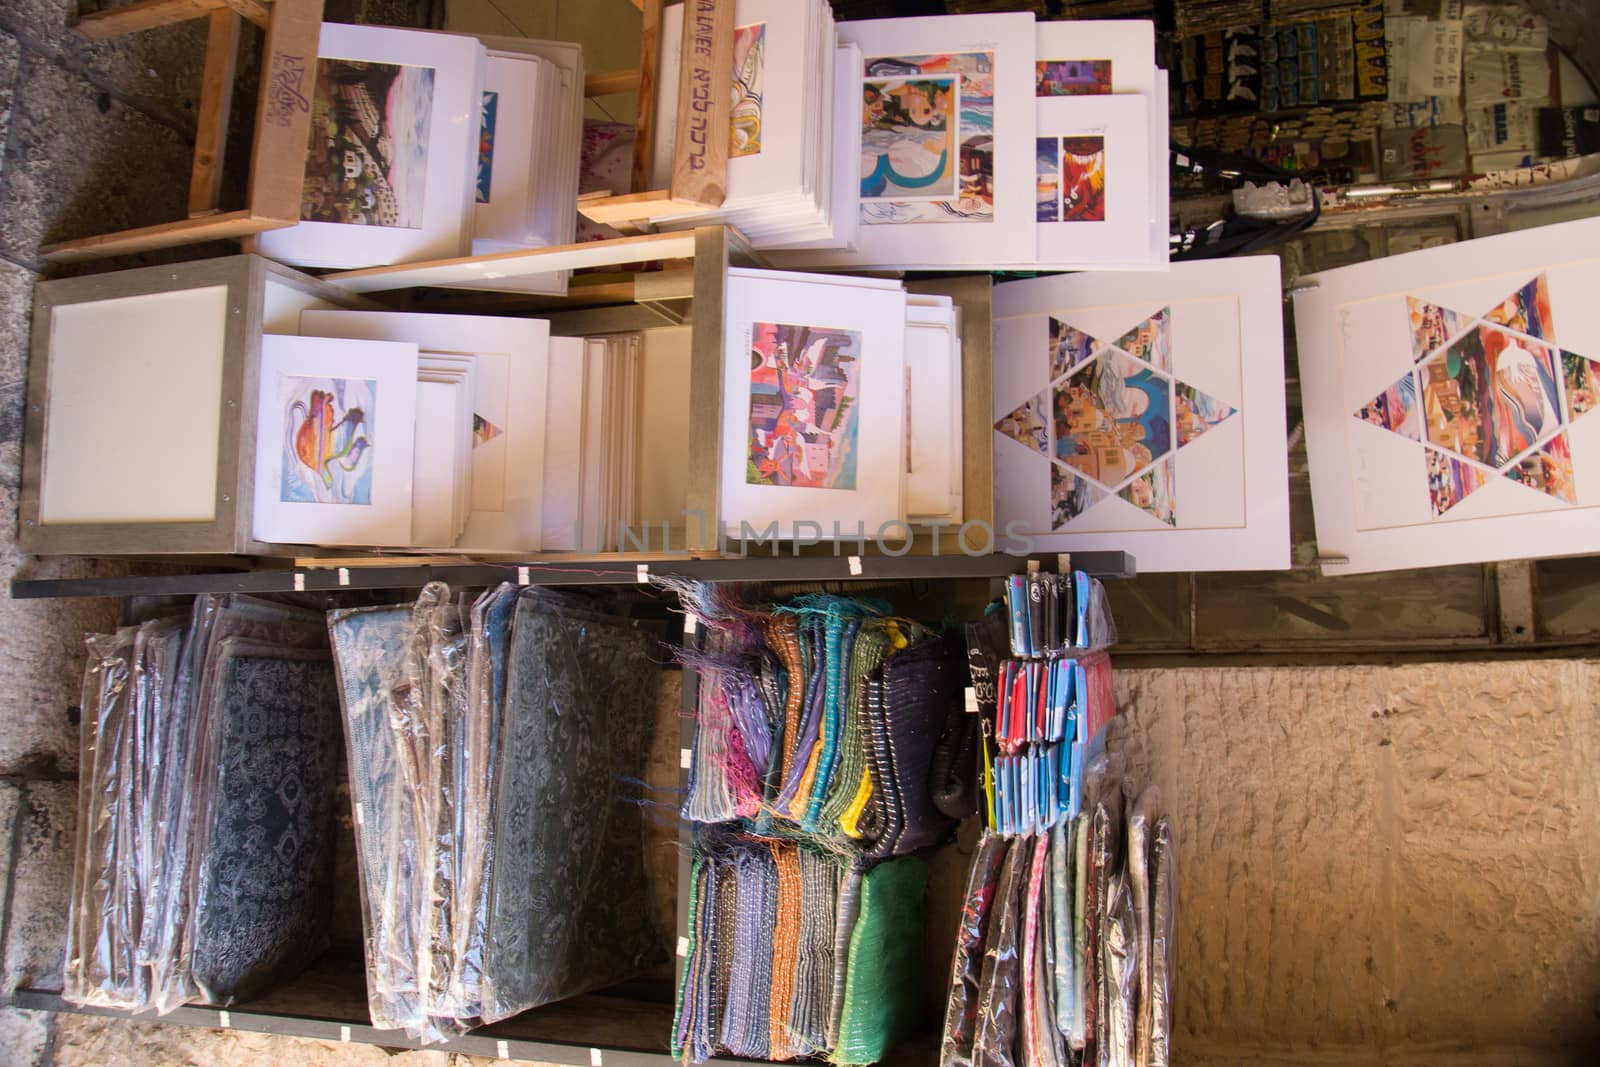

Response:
(992, 256), (1289, 571)
(1297, 217), (1600, 573)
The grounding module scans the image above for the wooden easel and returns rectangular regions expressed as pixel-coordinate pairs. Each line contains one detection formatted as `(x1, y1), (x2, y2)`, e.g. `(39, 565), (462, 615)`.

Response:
(577, 0), (735, 231)
(42, 0), (322, 263)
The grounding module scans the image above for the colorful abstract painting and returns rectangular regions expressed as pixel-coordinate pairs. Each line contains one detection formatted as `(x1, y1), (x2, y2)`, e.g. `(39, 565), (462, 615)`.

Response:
(1035, 59), (1112, 97)
(476, 90), (498, 204)
(1117, 459), (1175, 525)
(1482, 273), (1554, 341)
(1420, 324), (1561, 468)
(995, 391), (1049, 456)
(861, 52), (994, 223)
(747, 322), (862, 490)
(302, 60), (435, 228)
(1425, 448), (1488, 516)
(281, 376), (374, 505)
(1053, 352), (1172, 485)
(1356, 373), (1421, 441)
(1036, 137), (1059, 223)
(1175, 382), (1237, 447)
(1051, 462), (1106, 529)
(472, 413), (502, 448)
(1048, 318), (1096, 379)
(1115, 307), (1171, 373)
(1407, 296), (1469, 362)
(730, 23), (765, 158)
(1561, 350), (1599, 421)
(1504, 431), (1576, 502)
(1059, 137), (1106, 222)
(862, 75), (959, 200)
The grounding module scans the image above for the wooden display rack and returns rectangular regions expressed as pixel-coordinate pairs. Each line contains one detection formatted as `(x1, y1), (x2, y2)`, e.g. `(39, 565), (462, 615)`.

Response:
(575, 0), (737, 231)
(42, 0), (322, 264)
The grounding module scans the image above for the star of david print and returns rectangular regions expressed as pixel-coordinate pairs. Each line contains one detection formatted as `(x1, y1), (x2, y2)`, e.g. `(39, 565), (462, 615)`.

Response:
(994, 306), (1238, 528)
(1359, 273), (1598, 517)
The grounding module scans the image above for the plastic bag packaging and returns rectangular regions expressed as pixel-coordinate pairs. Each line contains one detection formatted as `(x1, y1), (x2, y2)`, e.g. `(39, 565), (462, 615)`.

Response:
(1129, 787), (1158, 1067)
(972, 837), (1026, 1066)
(1074, 572), (1119, 654)
(64, 628), (136, 1009)
(1050, 819), (1075, 1040)
(940, 832), (1009, 1067)
(1148, 815), (1177, 1067)
(67, 600), (334, 1016)
(831, 855), (931, 1065)
(1091, 773), (1126, 1067)
(1021, 833), (1062, 1067)
(1069, 811), (1091, 1050)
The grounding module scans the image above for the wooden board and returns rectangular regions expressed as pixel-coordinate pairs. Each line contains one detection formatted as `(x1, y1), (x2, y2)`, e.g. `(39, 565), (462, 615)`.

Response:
(40, 210), (288, 264)
(668, 0), (735, 209)
(630, 0), (664, 194)
(321, 230), (705, 294)
(247, 0), (323, 223)
(74, 0), (265, 39)
(188, 8), (242, 215)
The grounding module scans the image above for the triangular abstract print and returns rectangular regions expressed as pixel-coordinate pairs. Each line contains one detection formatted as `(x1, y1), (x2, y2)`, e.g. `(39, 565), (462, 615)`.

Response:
(1038, 307), (1237, 530)
(995, 392), (1049, 455)
(473, 413), (503, 448)
(1362, 273), (1593, 521)
(1407, 296), (1470, 363)
(1113, 306), (1171, 373)
(1504, 431), (1576, 503)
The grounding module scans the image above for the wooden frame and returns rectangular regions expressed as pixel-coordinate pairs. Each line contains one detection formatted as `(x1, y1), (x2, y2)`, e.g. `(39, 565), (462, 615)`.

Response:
(20, 255), (376, 555)
(42, 0), (323, 264)
(575, 0), (737, 231)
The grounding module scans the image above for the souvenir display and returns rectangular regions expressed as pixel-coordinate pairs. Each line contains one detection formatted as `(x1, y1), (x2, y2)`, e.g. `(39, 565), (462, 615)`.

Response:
(667, 581), (974, 1064)
(256, 24), (486, 269)
(300, 310), (552, 552)
(992, 257), (1290, 571)
(940, 583), (1177, 1067)
(1298, 218), (1600, 573)
(64, 597), (339, 1013)
(651, 0), (848, 249)
(328, 582), (663, 1038)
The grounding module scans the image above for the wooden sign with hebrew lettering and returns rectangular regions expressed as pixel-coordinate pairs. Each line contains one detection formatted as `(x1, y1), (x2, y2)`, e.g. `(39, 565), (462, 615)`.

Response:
(669, 0), (734, 210)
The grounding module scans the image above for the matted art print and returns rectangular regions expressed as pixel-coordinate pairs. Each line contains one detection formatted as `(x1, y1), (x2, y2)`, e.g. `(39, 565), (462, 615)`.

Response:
(1030, 94), (1153, 268)
(861, 58), (977, 215)
(302, 59), (435, 227)
(746, 321), (863, 490)
(719, 268), (907, 539)
(993, 257), (1289, 570)
(252, 335), (418, 548)
(1298, 217), (1600, 573)
(1036, 59), (1112, 96)
(280, 376), (376, 505)
(731, 23), (766, 158)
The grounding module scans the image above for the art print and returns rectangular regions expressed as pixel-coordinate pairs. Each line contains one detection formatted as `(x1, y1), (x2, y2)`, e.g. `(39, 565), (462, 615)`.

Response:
(301, 59), (435, 228)
(1036, 60), (1112, 97)
(861, 52), (994, 223)
(862, 74), (959, 201)
(1059, 137), (1106, 222)
(1298, 219), (1600, 573)
(747, 321), (863, 491)
(280, 376), (375, 506)
(1036, 138), (1059, 222)
(994, 257), (1287, 571)
(731, 23), (765, 158)
(476, 91), (498, 204)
